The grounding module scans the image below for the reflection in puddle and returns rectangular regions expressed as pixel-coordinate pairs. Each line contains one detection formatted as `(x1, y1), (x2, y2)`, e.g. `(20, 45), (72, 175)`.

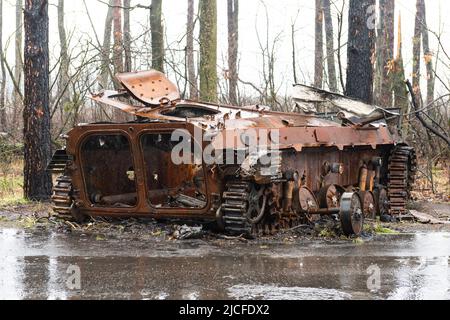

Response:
(182, 291), (200, 300)
(0, 256), (23, 300)
(154, 291), (169, 300)
(227, 284), (352, 300)
(47, 257), (67, 300)
(0, 227), (449, 300)
(388, 257), (449, 300)
(0, 229), (24, 300)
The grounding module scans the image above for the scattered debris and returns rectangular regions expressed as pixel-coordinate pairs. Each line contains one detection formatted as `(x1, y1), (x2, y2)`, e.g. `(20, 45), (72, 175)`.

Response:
(409, 210), (450, 225)
(172, 225), (205, 240)
(380, 215), (396, 223)
(214, 233), (248, 242)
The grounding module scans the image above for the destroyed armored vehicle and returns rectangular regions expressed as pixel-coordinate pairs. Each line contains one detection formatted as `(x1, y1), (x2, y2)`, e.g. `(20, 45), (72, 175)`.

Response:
(48, 70), (416, 236)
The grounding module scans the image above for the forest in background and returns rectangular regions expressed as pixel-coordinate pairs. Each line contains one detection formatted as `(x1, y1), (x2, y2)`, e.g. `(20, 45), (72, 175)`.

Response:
(0, 0), (448, 203)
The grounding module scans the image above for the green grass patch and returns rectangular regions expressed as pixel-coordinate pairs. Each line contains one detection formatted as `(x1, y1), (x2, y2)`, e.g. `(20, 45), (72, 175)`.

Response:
(373, 223), (398, 235)
(318, 228), (336, 238)
(352, 238), (364, 244)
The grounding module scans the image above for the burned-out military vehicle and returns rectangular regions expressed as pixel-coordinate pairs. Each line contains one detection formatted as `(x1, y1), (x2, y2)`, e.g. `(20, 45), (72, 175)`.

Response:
(48, 70), (416, 236)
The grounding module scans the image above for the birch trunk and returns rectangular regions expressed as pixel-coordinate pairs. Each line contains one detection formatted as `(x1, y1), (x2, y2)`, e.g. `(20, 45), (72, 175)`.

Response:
(314, 0), (324, 89)
(186, 0), (197, 99)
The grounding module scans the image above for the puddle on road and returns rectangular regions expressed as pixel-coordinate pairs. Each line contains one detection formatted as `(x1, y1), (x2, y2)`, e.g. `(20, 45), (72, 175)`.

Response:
(0, 228), (449, 300)
(227, 285), (352, 300)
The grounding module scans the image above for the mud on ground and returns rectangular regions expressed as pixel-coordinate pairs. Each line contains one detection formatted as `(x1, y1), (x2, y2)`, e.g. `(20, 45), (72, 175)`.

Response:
(0, 200), (449, 245)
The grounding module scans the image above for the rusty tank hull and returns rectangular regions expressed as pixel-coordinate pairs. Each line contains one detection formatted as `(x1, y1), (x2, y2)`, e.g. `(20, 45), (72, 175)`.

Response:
(48, 70), (416, 237)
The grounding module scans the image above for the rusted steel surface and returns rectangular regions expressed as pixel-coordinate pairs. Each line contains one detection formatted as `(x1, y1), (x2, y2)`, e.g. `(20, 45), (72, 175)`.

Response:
(117, 70), (180, 105)
(49, 70), (416, 237)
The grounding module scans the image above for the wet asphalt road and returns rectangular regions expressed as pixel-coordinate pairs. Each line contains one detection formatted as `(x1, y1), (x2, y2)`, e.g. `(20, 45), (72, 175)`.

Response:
(0, 228), (449, 300)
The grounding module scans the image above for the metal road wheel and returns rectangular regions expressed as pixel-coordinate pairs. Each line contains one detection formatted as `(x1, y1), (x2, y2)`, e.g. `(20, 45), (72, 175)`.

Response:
(298, 186), (320, 223)
(340, 192), (364, 236)
(246, 184), (267, 225)
(359, 191), (376, 220)
(374, 187), (389, 216)
(317, 184), (345, 209)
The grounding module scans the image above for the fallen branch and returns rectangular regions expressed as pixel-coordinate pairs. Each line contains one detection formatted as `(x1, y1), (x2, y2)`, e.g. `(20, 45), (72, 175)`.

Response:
(405, 80), (450, 147)
(213, 233), (248, 242)
(283, 224), (310, 232)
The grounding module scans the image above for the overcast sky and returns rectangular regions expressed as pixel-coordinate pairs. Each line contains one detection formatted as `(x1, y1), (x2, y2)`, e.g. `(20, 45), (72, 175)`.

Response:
(1, 0), (449, 98)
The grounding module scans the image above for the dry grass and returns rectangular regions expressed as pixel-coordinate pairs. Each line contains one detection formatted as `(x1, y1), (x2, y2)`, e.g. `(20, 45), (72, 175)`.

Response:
(0, 159), (27, 207)
(412, 163), (450, 203)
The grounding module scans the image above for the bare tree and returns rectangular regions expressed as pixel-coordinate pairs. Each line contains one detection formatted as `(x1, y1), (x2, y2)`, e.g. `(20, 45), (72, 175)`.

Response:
(291, 15), (298, 84)
(375, 0), (395, 107)
(112, 0), (123, 76)
(418, 0), (435, 107)
(100, 0), (114, 88)
(227, 0), (239, 105)
(239, 2), (284, 110)
(314, 0), (324, 88)
(336, 0), (346, 92)
(412, 0), (422, 106)
(345, 0), (375, 104)
(57, 0), (70, 120)
(199, 0), (217, 102)
(151, 0), (164, 72)
(0, 0), (6, 131)
(323, 0), (337, 92)
(186, 0), (197, 99)
(123, 0), (132, 72)
(23, 0), (52, 200)
(13, 0), (23, 126)
(391, 15), (409, 114)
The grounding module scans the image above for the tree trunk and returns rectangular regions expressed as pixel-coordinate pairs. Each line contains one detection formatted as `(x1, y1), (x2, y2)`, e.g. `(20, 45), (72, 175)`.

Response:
(418, 0), (434, 107)
(392, 14), (409, 115)
(376, 0), (395, 107)
(112, 0), (123, 76)
(23, 0), (52, 200)
(151, 0), (164, 72)
(12, 0), (23, 127)
(199, 0), (217, 102)
(123, 0), (132, 72)
(227, 0), (238, 105)
(314, 0), (324, 89)
(186, 0), (197, 99)
(323, 0), (337, 92)
(291, 22), (297, 84)
(345, 0), (375, 104)
(374, 3), (384, 104)
(0, 0), (7, 131)
(57, 0), (70, 121)
(412, 0), (422, 107)
(100, 0), (114, 88)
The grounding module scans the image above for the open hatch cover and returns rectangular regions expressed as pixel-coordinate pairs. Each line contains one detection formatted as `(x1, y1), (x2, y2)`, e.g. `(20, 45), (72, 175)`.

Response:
(117, 70), (180, 106)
